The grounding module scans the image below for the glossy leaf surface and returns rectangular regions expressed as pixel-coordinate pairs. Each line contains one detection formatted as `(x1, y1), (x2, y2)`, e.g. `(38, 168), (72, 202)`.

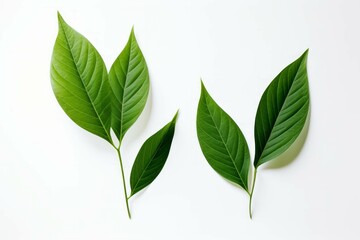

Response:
(50, 13), (112, 142)
(130, 112), (178, 197)
(109, 28), (150, 143)
(254, 50), (310, 167)
(197, 82), (250, 192)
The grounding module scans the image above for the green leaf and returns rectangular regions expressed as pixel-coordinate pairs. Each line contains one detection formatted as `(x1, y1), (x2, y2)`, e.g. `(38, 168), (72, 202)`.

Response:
(130, 112), (178, 197)
(196, 82), (250, 192)
(50, 12), (112, 143)
(254, 50), (310, 168)
(109, 28), (150, 143)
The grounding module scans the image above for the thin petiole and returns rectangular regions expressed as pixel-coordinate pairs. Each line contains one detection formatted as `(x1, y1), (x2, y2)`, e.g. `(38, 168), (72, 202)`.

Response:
(249, 168), (257, 219)
(114, 146), (132, 219)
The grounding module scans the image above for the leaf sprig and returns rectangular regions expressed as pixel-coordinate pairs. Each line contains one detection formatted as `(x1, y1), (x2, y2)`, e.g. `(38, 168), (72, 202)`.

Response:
(50, 12), (178, 219)
(197, 50), (310, 218)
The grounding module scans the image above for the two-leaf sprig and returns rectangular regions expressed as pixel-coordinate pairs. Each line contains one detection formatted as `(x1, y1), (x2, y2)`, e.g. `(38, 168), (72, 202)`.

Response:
(197, 50), (310, 218)
(51, 12), (178, 219)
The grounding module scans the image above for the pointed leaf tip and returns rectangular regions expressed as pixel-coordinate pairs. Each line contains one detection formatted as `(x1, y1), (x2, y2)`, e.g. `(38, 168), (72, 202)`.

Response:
(130, 26), (136, 40)
(56, 11), (69, 30)
(57, 11), (64, 23)
(200, 80), (208, 94)
(172, 110), (179, 123)
(301, 49), (309, 60)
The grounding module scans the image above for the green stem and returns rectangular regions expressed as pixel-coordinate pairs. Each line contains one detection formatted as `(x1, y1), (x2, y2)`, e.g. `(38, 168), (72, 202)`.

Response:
(249, 168), (257, 219)
(115, 147), (132, 219)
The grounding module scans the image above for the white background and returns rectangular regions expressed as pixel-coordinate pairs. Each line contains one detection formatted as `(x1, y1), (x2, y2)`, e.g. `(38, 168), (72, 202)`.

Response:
(1, 0), (359, 239)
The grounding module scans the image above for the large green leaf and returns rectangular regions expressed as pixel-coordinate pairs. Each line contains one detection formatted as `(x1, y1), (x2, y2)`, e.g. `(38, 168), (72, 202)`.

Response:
(50, 12), (112, 143)
(130, 112), (178, 197)
(254, 50), (310, 168)
(109, 28), (150, 143)
(196, 82), (250, 192)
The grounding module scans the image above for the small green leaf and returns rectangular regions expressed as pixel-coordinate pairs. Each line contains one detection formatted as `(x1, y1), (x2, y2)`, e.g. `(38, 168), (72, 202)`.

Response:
(196, 82), (250, 192)
(254, 50), (310, 168)
(130, 112), (178, 197)
(50, 12), (112, 143)
(109, 28), (150, 143)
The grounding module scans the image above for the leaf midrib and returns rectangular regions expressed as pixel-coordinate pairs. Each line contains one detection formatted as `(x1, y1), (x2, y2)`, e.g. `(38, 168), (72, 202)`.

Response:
(204, 96), (248, 191)
(119, 35), (134, 141)
(59, 20), (111, 142)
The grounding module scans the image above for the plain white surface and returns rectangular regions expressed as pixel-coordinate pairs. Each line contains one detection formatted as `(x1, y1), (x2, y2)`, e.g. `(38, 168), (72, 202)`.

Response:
(1, 0), (360, 239)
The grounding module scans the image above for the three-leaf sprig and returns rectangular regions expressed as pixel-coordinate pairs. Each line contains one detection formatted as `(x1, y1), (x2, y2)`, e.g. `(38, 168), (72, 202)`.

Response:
(50, 12), (178, 219)
(197, 50), (310, 218)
